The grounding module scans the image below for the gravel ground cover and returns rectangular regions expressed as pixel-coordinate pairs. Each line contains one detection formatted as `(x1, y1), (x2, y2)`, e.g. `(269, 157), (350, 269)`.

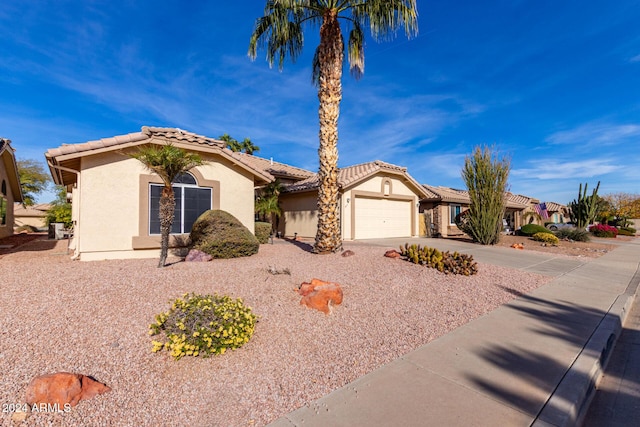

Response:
(1, 238), (553, 426)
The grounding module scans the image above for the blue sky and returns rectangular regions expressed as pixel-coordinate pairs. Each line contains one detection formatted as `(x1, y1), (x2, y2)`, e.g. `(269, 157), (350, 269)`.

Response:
(1, 1), (639, 204)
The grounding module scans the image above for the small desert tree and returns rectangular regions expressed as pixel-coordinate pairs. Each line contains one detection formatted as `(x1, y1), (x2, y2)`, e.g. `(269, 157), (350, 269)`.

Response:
(17, 159), (51, 206)
(459, 146), (510, 245)
(129, 143), (204, 267)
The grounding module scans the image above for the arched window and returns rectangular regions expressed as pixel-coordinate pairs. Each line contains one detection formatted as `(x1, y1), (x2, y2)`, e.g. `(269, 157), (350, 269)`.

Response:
(149, 172), (211, 235)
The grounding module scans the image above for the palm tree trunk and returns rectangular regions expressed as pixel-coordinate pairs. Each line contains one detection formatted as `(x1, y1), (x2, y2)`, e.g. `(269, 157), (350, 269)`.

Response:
(158, 186), (175, 267)
(314, 9), (343, 254)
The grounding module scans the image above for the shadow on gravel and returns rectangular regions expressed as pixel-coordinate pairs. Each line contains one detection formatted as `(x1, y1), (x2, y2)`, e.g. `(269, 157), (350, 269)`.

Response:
(284, 237), (314, 253)
(463, 294), (637, 423)
(0, 233), (58, 256)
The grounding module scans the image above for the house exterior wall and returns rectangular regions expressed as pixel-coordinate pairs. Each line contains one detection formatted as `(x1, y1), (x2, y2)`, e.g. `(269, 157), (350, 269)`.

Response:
(278, 192), (318, 239)
(279, 174), (422, 240)
(0, 157), (19, 239)
(342, 175), (419, 240)
(74, 151), (256, 261)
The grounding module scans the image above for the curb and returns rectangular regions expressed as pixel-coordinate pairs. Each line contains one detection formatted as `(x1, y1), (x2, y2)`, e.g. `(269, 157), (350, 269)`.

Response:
(532, 266), (640, 427)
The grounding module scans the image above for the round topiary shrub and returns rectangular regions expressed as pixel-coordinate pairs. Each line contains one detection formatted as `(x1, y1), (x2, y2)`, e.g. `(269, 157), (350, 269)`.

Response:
(190, 210), (259, 258)
(254, 221), (272, 244)
(520, 224), (553, 236)
(532, 232), (559, 245)
(149, 293), (257, 360)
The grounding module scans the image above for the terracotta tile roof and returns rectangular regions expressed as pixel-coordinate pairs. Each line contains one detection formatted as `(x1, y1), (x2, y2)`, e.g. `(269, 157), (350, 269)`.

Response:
(422, 185), (536, 209)
(544, 201), (567, 212)
(14, 203), (51, 217)
(422, 185), (471, 203)
(45, 127), (274, 186)
(227, 152), (314, 181)
(283, 160), (427, 196)
(45, 126), (225, 159)
(0, 137), (23, 202)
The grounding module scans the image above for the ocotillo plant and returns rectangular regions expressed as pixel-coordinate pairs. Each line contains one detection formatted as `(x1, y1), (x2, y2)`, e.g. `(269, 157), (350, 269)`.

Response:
(568, 181), (601, 229)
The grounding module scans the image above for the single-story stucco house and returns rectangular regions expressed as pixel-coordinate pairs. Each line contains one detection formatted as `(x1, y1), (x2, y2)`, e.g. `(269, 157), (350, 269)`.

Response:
(13, 203), (51, 230)
(277, 160), (429, 240)
(420, 185), (542, 237)
(0, 138), (24, 239)
(45, 127), (274, 261)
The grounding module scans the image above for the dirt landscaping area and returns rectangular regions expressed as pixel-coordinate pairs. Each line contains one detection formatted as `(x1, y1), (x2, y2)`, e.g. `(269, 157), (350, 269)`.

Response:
(0, 235), (559, 426)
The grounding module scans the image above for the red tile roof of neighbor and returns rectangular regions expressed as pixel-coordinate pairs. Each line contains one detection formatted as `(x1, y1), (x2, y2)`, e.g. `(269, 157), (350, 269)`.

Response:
(283, 160), (428, 197)
(422, 184), (540, 209)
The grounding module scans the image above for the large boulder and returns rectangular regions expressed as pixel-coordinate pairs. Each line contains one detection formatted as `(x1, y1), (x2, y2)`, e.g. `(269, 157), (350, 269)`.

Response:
(25, 372), (111, 408)
(298, 278), (343, 314)
(189, 210), (259, 259)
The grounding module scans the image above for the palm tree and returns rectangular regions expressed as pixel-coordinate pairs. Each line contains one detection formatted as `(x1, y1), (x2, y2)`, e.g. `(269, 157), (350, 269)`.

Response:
(129, 143), (204, 267)
(219, 133), (242, 152)
(240, 138), (260, 155)
(249, 0), (418, 253)
(255, 179), (284, 228)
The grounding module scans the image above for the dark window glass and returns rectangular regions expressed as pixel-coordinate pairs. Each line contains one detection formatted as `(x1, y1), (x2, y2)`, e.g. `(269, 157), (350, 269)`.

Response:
(149, 183), (211, 235)
(174, 173), (196, 185)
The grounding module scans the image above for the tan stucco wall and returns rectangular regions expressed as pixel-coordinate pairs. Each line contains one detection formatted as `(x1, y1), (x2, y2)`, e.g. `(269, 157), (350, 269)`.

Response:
(279, 173), (422, 240)
(342, 175), (419, 240)
(14, 215), (46, 229)
(279, 192), (318, 238)
(73, 151), (256, 261)
(0, 162), (17, 239)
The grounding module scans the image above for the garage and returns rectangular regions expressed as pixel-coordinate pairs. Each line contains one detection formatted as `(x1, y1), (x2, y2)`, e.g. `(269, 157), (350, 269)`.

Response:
(354, 197), (412, 239)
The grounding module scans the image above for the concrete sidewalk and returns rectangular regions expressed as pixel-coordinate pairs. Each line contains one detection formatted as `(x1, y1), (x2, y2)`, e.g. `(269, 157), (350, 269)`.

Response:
(269, 237), (640, 427)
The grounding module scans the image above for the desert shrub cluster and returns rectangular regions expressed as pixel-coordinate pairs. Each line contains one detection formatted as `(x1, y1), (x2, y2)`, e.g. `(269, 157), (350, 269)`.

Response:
(254, 221), (272, 244)
(399, 243), (478, 275)
(532, 232), (559, 245)
(150, 293), (257, 360)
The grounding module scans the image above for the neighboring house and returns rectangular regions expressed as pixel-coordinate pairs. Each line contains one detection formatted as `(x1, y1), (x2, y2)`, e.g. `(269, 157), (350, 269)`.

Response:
(0, 138), (24, 239)
(543, 201), (569, 224)
(277, 160), (429, 240)
(45, 127), (272, 261)
(420, 185), (539, 237)
(13, 203), (51, 230)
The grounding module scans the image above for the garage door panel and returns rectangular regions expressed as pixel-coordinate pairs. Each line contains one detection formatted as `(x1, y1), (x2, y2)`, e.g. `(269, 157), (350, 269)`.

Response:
(354, 197), (411, 239)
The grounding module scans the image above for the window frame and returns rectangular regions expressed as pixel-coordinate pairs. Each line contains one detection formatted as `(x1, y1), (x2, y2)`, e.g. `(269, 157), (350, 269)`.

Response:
(132, 169), (220, 250)
(450, 204), (462, 225)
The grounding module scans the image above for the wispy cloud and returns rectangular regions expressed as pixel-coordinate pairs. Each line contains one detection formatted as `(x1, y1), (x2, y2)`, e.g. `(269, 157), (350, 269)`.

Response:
(545, 122), (640, 147)
(512, 158), (619, 180)
(630, 54), (640, 63)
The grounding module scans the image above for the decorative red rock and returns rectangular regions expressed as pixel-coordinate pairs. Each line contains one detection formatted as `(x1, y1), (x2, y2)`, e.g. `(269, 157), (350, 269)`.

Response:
(510, 243), (524, 250)
(384, 249), (402, 258)
(185, 249), (213, 262)
(298, 278), (343, 314)
(25, 373), (111, 408)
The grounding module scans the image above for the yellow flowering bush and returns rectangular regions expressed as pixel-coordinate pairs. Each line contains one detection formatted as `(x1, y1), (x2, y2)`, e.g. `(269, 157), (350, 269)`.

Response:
(149, 293), (257, 360)
(532, 232), (559, 245)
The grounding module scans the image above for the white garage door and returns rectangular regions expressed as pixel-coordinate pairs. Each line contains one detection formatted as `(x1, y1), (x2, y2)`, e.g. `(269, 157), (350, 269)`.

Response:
(354, 197), (412, 239)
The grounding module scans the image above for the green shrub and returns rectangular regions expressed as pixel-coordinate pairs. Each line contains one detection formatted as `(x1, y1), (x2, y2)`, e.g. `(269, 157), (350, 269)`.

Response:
(554, 228), (590, 242)
(149, 293), (257, 360)
(254, 221), (272, 244)
(532, 232), (559, 245)
(619, 227), (636, 236)
(190, 210), (259, 258)
(399, 243), (478, 275)
(520, 224), (553, 236)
